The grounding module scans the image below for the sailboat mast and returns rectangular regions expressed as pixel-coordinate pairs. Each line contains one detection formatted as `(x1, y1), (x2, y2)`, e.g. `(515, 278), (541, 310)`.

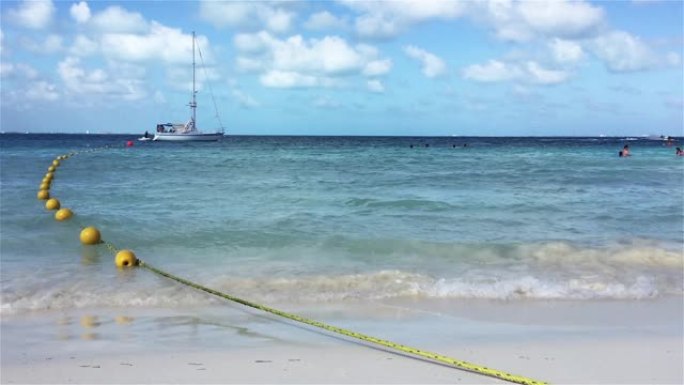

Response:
(191, 31), (197, 129)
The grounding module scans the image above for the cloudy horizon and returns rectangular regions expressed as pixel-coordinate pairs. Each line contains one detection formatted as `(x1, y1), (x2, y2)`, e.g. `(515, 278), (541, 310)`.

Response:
(1, 0), (682, 136)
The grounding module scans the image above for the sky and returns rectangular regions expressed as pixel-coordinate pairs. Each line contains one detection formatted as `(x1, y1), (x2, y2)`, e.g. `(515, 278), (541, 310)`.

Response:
(0, 0), (682, 136)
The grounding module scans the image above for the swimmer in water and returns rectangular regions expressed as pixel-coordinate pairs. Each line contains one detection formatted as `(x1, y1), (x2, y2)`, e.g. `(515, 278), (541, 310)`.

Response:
(621, 144), (631, 157)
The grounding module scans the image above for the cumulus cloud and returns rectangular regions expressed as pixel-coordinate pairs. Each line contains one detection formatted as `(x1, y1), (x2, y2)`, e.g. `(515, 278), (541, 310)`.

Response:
(22, 34), (63, 54)
(234, 32), (391, 88)
(0, 62), (39, 79)
(70, 1), (91, 24)
(99, 23), (211, 65)
(472, 0), (604, 42)
(517, 1), (604, 38)
(25, 80), (59, 101)
(305, 11), (348, 31)
(340, 0), (466, 39)
(463, 59), (569, 85)
(549, 38), (584, 64)
(462, 60), (520, 83)
(362, 59), (392, 76)
(1, 61), (59, 103)
(90, 5), (148, 33)
(199, 1), (295, 34)
(69, 34), (99, 56)
(591, 31), (655, 72)
(8, 0), (55, 30)
(57, 56), (147, 100)
(524, 61), (569, 84)
(403, 45), (446, 78)
(260, 70), (338, 88)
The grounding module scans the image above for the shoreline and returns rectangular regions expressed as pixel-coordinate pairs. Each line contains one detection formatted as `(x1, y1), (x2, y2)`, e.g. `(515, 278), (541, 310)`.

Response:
(2, 297), (682, 384)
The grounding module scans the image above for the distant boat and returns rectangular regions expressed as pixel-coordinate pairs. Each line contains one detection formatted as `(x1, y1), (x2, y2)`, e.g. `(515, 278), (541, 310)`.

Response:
(645, 135), (672, 141)
(149, 31), (223, 142)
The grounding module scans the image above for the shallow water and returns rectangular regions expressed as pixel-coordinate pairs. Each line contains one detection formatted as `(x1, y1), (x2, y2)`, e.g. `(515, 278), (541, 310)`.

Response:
(1, 135), (683, 316)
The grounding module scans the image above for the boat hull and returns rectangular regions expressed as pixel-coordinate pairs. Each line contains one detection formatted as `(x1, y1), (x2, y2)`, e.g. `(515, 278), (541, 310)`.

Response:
(153, 132), (223, 142)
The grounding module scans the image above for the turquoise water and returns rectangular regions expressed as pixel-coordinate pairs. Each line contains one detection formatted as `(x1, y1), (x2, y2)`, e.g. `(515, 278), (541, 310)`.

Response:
(1, 135), (683, 315)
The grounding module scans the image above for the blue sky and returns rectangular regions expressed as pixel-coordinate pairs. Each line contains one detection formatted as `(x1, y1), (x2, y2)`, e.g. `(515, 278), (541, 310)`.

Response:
(0, 0), (682, 136)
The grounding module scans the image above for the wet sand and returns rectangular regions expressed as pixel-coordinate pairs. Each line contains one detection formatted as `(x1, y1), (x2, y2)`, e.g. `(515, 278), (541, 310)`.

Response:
(2, 297), (682, 384)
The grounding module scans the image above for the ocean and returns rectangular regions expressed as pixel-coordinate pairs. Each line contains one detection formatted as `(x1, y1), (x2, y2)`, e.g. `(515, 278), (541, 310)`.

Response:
(2, 134), (682, 319)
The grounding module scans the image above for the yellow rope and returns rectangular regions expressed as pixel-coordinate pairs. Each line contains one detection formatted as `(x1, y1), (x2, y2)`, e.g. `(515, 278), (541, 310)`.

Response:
(139, 260), (547, 385)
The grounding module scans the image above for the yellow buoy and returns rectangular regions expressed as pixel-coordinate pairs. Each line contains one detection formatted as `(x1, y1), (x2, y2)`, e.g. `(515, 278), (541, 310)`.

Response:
(48, 165), (56, 172)
(37, 190), (49, 200)
(115, 249), (138, 268)
(45, 198), (60, 210)
(80, 227), (101, 245)
(55, 208), (73, 221)
(44, 172), (54, 181)
(52, 160), (60, 167)
(40, 182), (50, 190)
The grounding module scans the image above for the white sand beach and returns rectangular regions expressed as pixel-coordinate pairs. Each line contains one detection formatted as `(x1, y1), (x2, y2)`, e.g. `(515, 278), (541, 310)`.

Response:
(2, 297), (682, 384)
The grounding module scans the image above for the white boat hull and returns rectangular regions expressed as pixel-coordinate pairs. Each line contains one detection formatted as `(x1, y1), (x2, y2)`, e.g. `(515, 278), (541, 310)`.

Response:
(153, 132), (223, 142)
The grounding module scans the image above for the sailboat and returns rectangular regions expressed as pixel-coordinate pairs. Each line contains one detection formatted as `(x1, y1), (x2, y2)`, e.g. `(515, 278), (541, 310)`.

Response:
(147, 31), (223, 142)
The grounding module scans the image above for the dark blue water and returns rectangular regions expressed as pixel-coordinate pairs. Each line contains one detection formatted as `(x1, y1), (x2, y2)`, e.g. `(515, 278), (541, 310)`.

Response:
(1, 134), (683, 314)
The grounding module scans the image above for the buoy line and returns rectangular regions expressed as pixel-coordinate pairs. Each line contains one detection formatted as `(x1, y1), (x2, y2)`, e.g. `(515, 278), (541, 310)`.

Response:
(35, 145), (548, 385)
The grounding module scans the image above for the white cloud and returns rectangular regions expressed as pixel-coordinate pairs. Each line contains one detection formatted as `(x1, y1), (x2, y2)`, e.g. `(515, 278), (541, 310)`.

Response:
(69, 34), (99, 56)
(304, 11), (348, 31)
(8, 0), (55, 30)
(403, 45), (447, 78)
(525, 61), (569, 84)
(589, 31), (681, 72)
(235, 56), (266, 72)
(591, 31), (656, 72)
(70, 1), (91, 24)
(234, 32), (390, 88)
(362, 59), (392, 76)
(340, 0), (467, 39)
(472, 0), (604, 42)
(463, 59), (569, 85)
(57, 56), (147, 100)
(517, 1), (604, 38)
(22, 34), (63, 54)
(25, 80), (59, 101)
(100, 23), (211, 65)
(272, 35), (364, 75)
(90, 5), (148, 33)
(0, 62), (39, 79)
(199, 1), (295, 34)
(463, 60), (520, 82)
(260, 70), (336, 88)
(367, 79), (385, 93)
(549, 38), (584, 64)
(234, 31), (272, 54)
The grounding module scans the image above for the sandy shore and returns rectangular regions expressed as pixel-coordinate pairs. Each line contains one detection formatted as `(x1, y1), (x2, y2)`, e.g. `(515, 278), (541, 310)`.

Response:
(3, 337), (682, 384)
(2, 298), (682, 384)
